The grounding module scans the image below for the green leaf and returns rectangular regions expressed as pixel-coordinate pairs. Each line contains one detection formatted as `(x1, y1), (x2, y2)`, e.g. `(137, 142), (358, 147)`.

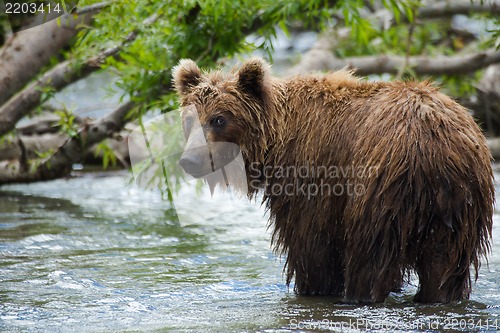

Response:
(94, 141), (117, 170)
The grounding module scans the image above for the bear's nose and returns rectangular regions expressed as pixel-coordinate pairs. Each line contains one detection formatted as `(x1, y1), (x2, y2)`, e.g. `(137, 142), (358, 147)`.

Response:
(179, 154), (204, 175)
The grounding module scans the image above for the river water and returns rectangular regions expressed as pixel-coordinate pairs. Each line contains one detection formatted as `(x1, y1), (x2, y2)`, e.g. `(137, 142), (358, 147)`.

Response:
(0, 170), (499, 332)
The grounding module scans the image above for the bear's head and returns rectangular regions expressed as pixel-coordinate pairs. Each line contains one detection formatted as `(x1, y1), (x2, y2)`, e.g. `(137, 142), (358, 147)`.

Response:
(173, 58), (272, 179)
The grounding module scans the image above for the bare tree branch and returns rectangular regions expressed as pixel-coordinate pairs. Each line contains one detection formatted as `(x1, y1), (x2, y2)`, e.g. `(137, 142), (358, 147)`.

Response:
(0, 3), (107, 106)
(0, 13), (160, 138)
(0, 60), (100, 137)
(0, 101), (135, 184)
(417, 0), (500, 20)
(346, 49), (500, 75)
(290, 48), (500, 76)
(74, 1), (111, 15)
(289, 0), (500, 75)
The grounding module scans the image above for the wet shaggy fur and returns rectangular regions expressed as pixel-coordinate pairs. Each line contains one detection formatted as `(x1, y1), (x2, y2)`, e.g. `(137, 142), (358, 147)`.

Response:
(173, 58), (494, 303)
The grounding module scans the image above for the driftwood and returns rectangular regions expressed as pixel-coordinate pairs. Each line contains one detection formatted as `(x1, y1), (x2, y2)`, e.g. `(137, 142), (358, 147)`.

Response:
(0, 133), (67, 161)
(0, 101), (135, 184)
(0, 130), (130, 168)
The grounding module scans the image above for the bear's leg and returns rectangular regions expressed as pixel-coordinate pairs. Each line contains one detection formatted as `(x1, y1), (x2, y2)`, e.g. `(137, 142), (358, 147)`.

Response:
(343, 257), (402, 303)
(343, 234), (403, 303)
(414, 223), (471, 303)
(289, 236), (345, 296)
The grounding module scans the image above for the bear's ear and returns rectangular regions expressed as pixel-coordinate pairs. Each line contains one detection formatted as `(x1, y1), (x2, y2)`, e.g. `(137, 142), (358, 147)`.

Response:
(237, 58), (270, 99)
(173, 59), (202, 96)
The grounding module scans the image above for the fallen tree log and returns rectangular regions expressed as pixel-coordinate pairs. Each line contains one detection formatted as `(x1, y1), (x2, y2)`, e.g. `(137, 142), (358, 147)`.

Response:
(289, 48), (500, 76)
(476, 64), (500, 136)
(0, 133), (67, 161)
(0, 101), (135, 184)
(417, 0), (500, 19)
(289, 0), (500, 76)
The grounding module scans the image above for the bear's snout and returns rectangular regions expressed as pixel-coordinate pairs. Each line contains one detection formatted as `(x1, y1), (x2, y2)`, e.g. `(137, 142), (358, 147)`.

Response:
(179, 147), (211, 178)
(179, 154), (203, 174)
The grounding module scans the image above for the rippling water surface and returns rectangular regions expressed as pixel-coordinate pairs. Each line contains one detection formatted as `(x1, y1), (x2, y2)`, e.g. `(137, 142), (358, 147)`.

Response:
(1, 172), (499, 332)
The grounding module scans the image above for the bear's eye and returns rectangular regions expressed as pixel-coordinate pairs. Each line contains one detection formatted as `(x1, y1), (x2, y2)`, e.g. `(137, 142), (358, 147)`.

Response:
(211, 115), (226, 127)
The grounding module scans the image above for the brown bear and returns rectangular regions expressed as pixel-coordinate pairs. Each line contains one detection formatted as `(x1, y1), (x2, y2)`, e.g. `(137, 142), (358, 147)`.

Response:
(173, 58), (494, 303)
